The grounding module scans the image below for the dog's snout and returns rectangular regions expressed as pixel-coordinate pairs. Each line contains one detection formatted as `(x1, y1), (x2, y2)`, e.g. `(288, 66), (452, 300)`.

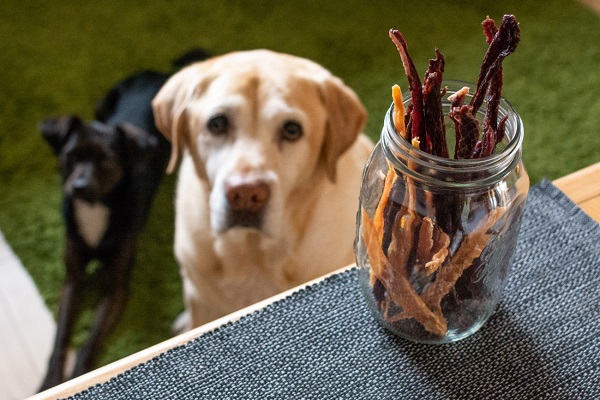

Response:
(226, 180), (270, 213)
(72, 163), (93, 189)
(66, 163), (101, 202)
(73, 175), (90, 190)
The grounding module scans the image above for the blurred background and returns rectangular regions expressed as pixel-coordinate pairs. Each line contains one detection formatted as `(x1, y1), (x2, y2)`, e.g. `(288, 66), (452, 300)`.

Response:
(0, 0), (598, 396)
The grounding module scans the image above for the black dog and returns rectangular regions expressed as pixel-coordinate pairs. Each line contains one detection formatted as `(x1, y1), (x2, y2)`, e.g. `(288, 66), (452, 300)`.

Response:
(38, 50), (210, 391)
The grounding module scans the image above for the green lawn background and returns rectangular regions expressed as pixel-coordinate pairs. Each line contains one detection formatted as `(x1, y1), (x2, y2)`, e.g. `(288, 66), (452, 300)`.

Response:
(0, 0), (598, 368)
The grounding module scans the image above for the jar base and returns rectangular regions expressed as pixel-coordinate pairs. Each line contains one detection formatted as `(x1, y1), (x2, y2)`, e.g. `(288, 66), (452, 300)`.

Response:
(358, 268), (493, 344)
(380, 317), (489, 344)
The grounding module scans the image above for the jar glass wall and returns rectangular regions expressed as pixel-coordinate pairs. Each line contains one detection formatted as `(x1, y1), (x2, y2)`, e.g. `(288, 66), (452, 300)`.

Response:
(355, 81), (529, 344)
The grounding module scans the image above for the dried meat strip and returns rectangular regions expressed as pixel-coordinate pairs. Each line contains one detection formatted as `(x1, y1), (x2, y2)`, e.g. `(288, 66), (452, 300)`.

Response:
(415, 217), (450, 276)
(405, 102), (413, 134)
(470, 15), (521, 115)
(389, 29), (427, 151)
(463, 15), (519, 159)
(421, 208), (504, 316)
(416, 218), (435, 266)
(482, 16), (498, 43)
(361, 207), (448, 336)
(449, 105), (480, 159)
(477, 17), (503, 158)
(392, 84), (407, 138)
(386, 211), (448, 336)
(496, 114), (508, 144)
(423, 49), (448, 157)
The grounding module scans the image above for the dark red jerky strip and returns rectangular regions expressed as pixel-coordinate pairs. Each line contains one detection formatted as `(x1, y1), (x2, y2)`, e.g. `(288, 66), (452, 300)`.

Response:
(421, 72), (436, 154)
(450, 105), (480, 159)
(471, 16), (506, 113)
(382, 182), (405, 256)
(448, 89), (473, 159)
(476, 71), (503, 158)
(484, 71), (503, 133)
(496, 115), (508, 144)
(472, 141), (483, 158)
(482, 17), (498, 43)
(477, 125), (496, 158)
(405, 103), (414, 131)
(470, 15), (520, 115)
(423, 49), (448, 157)
(469, 92), (507, 160)
(373, 278), (386, 307)
(389, 29), (426, 150)
(477, 17), (503, 158)
(482, 16), (501, 133)
(477, 17), (516, 158)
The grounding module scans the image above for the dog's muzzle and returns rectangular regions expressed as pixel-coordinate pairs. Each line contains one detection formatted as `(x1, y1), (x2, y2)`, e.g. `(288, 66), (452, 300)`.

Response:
(66, 163), (101, 202)
(223, 177), (271, 230)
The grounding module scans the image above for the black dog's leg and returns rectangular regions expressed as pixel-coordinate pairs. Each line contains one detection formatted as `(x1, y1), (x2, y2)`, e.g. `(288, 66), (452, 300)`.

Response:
(39, 237), (89, 392)
(70, 235), (136, 378)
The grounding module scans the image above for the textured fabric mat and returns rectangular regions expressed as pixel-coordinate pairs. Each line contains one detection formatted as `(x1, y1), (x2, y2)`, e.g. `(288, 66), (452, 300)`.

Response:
(69, 180), (600, 399)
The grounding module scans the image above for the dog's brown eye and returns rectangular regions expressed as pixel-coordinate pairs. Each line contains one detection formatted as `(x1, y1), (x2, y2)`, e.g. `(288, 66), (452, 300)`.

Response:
(281, 121), (303, 142)
(207, 114), (229, 135)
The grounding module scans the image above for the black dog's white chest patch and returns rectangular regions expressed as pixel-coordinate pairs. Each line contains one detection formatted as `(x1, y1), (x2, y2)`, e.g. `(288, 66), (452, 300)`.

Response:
(73, 199), (110, 247)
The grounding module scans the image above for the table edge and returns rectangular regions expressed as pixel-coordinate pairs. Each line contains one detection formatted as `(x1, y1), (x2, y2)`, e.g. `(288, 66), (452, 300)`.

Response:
(28, 265), (355, 400)
(29, 163), (600, 400)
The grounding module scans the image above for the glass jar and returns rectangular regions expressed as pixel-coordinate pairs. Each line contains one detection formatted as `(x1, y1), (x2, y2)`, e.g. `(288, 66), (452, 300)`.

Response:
(355, 81), (529, 344)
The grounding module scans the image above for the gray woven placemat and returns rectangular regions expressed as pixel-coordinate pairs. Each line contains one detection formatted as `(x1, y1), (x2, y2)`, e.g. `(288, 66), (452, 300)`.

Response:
(68, 180), (600, 399)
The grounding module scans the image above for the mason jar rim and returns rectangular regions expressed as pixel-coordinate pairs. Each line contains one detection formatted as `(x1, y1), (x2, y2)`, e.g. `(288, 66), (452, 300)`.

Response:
(381, 80), (524, 188)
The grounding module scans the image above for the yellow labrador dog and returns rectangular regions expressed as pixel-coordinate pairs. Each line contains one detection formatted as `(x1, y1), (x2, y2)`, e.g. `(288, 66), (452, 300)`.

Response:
(152, 49), (373, 331)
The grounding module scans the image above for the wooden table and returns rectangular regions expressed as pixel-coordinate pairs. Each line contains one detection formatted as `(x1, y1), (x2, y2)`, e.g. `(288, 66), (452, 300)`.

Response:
(553, 162), (600, 221)
(30, 162), (600, 400)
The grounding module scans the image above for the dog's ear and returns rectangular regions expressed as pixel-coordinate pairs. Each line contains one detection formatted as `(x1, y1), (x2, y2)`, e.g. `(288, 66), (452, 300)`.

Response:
(116, 123), (158, 169)
(39, 115), (83, 155)
(318, 76), (367, 183)
(95, 86), (121, 123)
(152, 65), (209, 174)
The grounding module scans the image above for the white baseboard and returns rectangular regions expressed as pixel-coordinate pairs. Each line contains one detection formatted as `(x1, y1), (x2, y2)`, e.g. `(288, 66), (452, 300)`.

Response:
(0, 230), (56, 399)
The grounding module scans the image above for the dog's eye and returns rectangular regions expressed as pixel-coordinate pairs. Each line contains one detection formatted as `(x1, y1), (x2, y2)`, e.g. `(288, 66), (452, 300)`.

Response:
(281, 121), (303, 142)
(207, 114), (230, 135)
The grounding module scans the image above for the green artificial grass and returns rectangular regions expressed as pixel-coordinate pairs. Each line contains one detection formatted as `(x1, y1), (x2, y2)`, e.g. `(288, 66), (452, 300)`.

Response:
(1, 0), (599, 368)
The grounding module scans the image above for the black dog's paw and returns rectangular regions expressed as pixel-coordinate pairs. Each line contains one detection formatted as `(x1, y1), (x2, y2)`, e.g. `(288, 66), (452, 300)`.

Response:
(38, 365), (64, 393)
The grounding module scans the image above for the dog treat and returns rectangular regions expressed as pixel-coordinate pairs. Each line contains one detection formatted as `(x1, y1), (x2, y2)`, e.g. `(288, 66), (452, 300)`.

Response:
(421, 208), (503, 317)
(391, 84), (406, 138)
(389, 28), (426, 151)
(416, 218), (450, 277)
(362, 15), (520, 337)
(422, 49), (448, 158)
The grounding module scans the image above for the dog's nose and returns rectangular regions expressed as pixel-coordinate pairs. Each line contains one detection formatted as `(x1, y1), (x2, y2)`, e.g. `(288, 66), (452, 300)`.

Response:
(72, 163), (93, 189)
(225, 180), (270, 213)
(73, 176), (89, 190)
